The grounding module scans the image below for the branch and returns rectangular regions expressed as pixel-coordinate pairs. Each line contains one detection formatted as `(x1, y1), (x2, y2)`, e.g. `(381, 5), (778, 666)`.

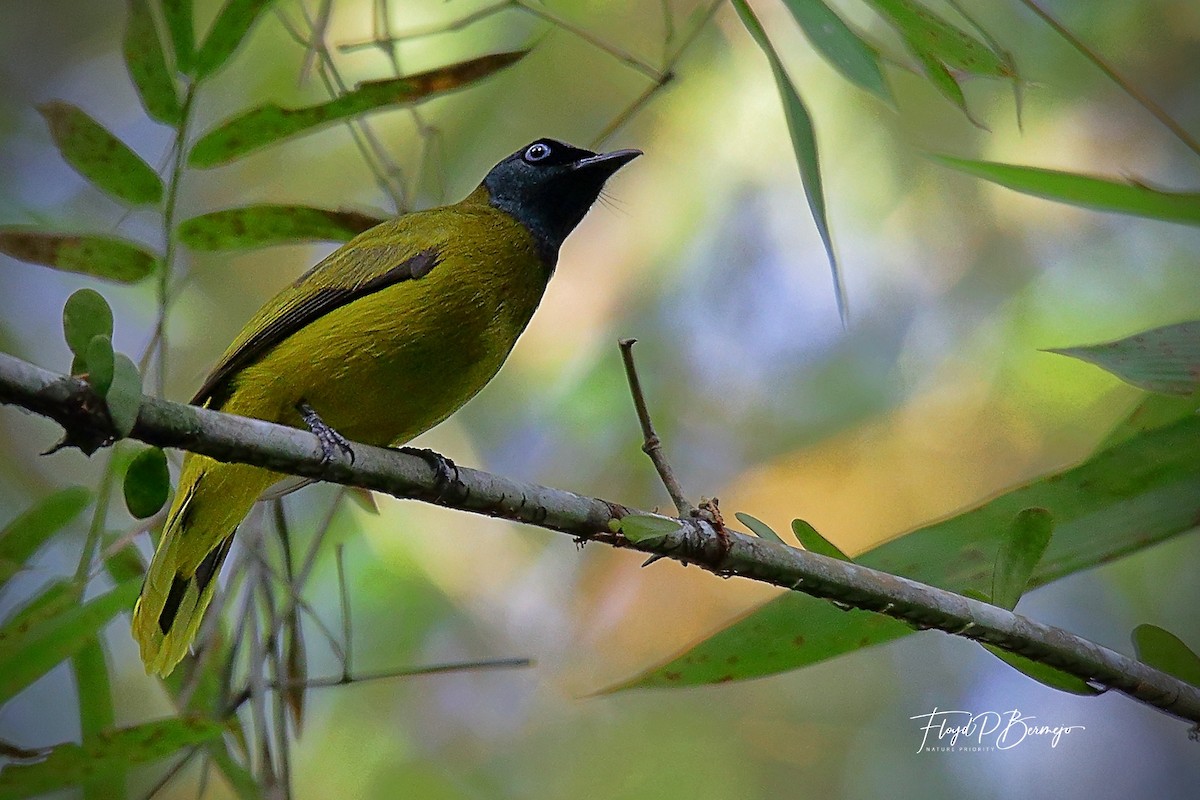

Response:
(2, 350), (1199, 727)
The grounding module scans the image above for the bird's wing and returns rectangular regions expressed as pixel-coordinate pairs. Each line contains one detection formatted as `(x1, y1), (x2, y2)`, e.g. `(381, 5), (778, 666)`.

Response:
(192, 221), (442, 409)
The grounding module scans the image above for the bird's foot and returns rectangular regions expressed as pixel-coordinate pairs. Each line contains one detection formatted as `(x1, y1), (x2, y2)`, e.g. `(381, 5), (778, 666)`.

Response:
(296, 400), (355, 466)
(395, 446), (461, 500)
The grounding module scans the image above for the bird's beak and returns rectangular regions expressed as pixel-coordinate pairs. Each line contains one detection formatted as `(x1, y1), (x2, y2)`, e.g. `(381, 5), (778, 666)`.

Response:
(572, 148), (642, 177)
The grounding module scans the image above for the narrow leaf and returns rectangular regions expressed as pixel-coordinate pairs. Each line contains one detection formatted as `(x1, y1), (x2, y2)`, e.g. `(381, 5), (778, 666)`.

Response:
(0, 229), (159, 282)
(1046, 321), (1200, 396)
(0, 578), (140, 706)
(0, 716), (223, 798)
(124, 0), (182, 125)
(790, 518), (851, 561)
(611, 412), (1200, 688)
(619, 515), (681, 544)
(0, 488), (91, 590)
(735, 512), (786, 544)
(107, 354), (143, 438)
(991, 508), (1054, 610)
(163, 0), (195, 74)
(124, 447), (170, 519)
(1132, 624), (1200, 687)
(38, 102), (163, 205)
(982, 644), (1098, 695)
(782, 0), (891, 102)
(189, 50), (528, 168)
(71, 641), (125, 800)
(193, 0), (279, 79)
(62, 288), (114, 357)
(178, 205), (386, 250)
(864, 0), (1011, 75)
(0, 581), (76, 653)
(934, 156), (1200, 226)
(733, 0), (846, 324)
(85, 335), (115, 397)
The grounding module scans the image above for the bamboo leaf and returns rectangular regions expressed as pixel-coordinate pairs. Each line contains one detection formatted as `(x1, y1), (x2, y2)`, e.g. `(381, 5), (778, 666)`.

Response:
(178, 205), (386, 250)
(123, 447), (170, 519)
(0, 229), (159, 282)
(782, 0), (891, 102)
(62, 289), (114, 358)
(0, 488), (91, 590)
(934, 156), (1200, 225)
(1046, 321), (1200, 396)
(38, 102), (163, 205)
(193, 0), (280, 79)
(1132, 624), (1200, 687)
(124, 0), (182, 125)
(991, 508), (1054, 610)
(734, 512), (786, 544)
(163, 0), (195, 74)
(0, 716), (223, 799)
(189, 50), (528, 168)
(733, 0), (846, 324)
(609, 410), (1200, 688)
(790, 518), (851, 562)
(71, 641), (124, 800)
(0, 578), (140, 706)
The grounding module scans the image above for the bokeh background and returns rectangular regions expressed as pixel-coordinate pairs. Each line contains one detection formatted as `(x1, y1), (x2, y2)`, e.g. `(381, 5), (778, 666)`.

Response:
(2, 0), (1199, 797)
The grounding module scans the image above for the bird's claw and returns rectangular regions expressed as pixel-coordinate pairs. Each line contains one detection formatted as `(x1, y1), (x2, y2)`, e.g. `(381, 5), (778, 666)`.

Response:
(296, 400), (355, 466)
(396, 446), (461, 500)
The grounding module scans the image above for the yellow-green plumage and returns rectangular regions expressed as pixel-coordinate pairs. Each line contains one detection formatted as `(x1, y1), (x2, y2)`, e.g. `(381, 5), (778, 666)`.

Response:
(132, 140), (639, 676)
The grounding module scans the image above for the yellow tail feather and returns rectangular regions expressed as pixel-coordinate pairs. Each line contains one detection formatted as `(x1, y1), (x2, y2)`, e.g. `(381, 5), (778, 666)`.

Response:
(132, 455), (279, 676)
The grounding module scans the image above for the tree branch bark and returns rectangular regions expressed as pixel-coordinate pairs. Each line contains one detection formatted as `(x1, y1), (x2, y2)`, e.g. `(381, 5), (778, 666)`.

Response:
(2, 349), (1198, 728)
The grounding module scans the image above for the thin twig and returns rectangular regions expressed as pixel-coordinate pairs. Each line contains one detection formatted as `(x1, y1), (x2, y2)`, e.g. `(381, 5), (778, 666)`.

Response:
(618, 339), (695, 517)
(335, 543), (352, 681)
(1017, 0), (1200, 160)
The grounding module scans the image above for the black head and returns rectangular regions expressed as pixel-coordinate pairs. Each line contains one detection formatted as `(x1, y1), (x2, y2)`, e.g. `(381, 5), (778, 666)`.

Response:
(483, 138), (641, 264)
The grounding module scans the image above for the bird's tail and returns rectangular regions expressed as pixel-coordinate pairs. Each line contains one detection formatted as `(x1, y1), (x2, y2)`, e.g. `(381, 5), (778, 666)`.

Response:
(132, 455), (278, 676)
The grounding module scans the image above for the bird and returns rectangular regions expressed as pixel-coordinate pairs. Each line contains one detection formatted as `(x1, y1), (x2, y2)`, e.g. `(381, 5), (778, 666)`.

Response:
(131, 138), (641, 676)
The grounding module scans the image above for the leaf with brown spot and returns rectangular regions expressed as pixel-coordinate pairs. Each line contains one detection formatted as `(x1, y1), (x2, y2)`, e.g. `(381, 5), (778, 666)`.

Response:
(1047, 320), (1200, 396)
(188, 50), (528, 167)
(0, 229), (159, 283)
(178, 205), (386, 250)
(38, 102), (163, 205)
(124, 0), (182, 124)
(193, 0), (280, 79)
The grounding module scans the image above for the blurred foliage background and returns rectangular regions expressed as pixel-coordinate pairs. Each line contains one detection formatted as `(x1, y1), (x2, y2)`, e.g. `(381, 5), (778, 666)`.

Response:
(1, 0), (1199, 797)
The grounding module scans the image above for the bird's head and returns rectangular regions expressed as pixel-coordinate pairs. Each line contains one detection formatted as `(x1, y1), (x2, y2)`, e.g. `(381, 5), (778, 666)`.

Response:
(483, 138), (641, 264)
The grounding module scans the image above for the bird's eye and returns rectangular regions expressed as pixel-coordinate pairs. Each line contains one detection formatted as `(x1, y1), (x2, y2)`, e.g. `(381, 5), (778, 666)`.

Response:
(524, 142), (552, 162)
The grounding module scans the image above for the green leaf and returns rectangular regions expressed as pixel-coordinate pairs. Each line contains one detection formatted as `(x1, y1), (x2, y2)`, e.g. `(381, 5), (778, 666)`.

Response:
(124, 0), (183, 125)
(193, 0), (279, 79)
(619, 515), (681, 544)
(207, 741), (262, 800)
(71, 641), (124, 800)
(735, 512), (786, 544)
(0, 578), (140, 706)
(0, 716), (224, 799)
(85, 335), (115, 397)
(612, 412), (1200, 688)
(0, 581), (76, 652)
(0, 229), (159, 282)
(0, 487), (91, 589)
(733, 0), (846, 324)
(1099, 393), (1200, 452)
(1047, 321), (1200, 396)
(178, 205), (386, 250)
(189, 50), (528, 168)
(991, 508), (1054, 610)
(124, 447), (170, 519)
(38, 102), (163, 205)
(1132, 624), (1200, 687)
(933, 157), (1200, 226)
(107, 354), (143, 438)
(790, 518), (851, 562)
(981, 643), (1099, 696)
(864, 0), (1011, 75)
(163, 0), (195, 74)
(100, 532), (146, 586)
(781, 0), (891, 103)
(62, 289), (114, 357)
